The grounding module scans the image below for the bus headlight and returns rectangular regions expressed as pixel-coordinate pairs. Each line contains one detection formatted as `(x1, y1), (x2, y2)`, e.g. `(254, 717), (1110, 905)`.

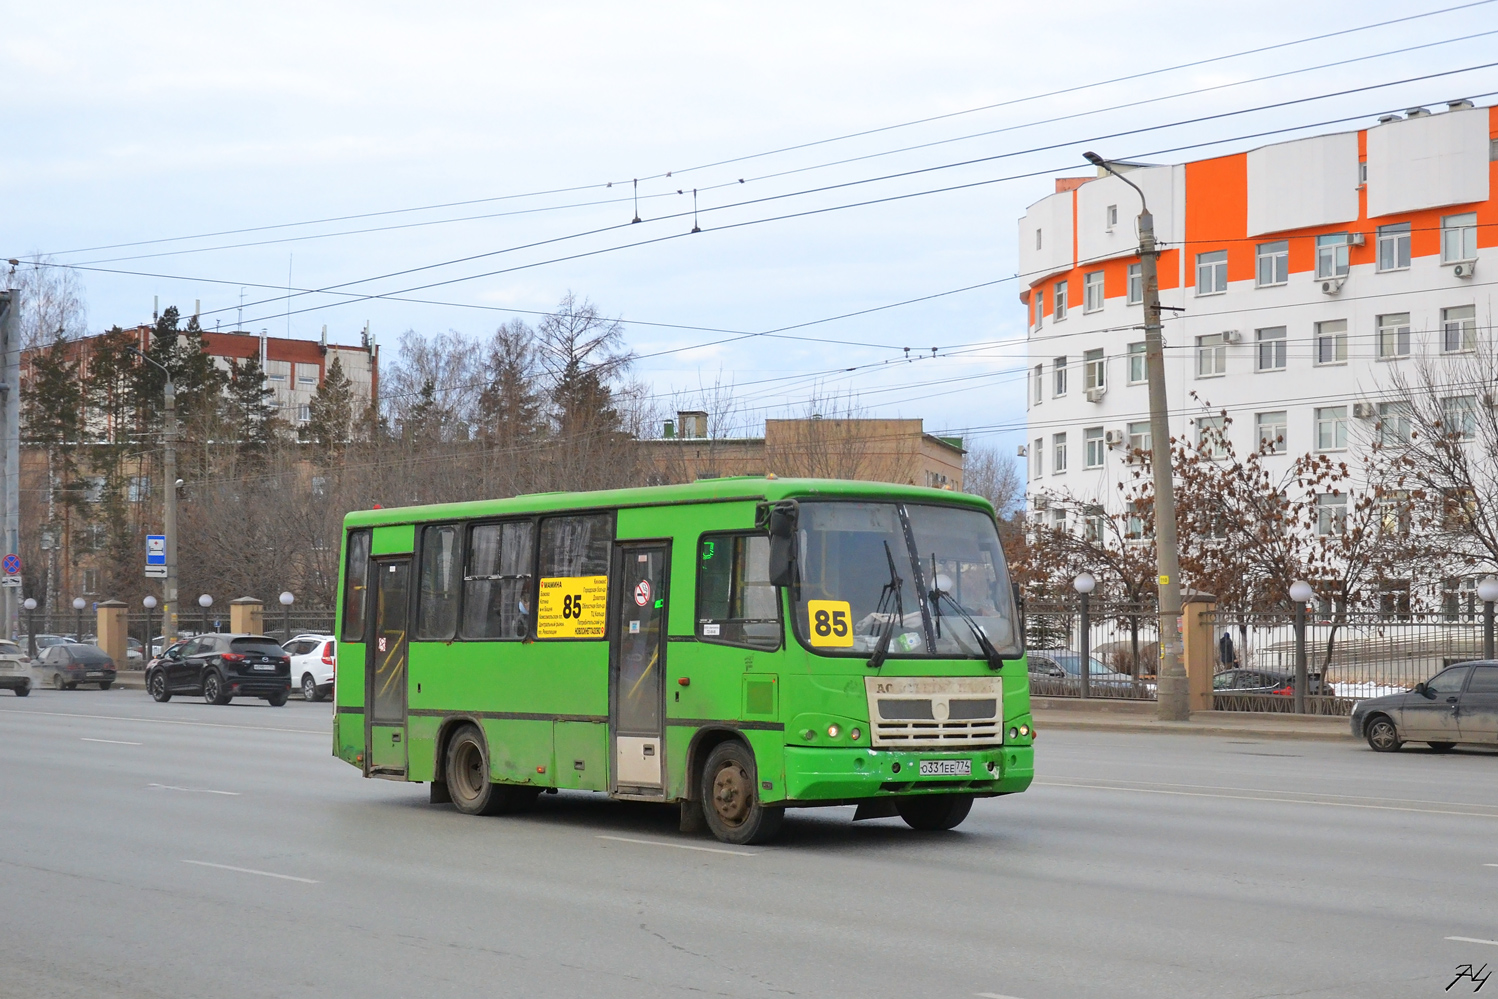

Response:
(1008, 727), (1018, 740)
(1018, 724), (1031, 737)
(827, 724), (840, 739)
(849, 727), (861, 742)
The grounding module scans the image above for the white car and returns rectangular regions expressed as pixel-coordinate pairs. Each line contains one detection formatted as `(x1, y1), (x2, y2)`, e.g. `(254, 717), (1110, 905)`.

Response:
(283, 634), (336, 701)
(0, 639), (30, 696)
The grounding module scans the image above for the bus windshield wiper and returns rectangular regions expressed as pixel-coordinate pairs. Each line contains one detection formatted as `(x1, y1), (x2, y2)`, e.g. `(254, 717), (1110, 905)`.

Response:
(866, 541), (905, 670)
(931, 586), (1003, 670)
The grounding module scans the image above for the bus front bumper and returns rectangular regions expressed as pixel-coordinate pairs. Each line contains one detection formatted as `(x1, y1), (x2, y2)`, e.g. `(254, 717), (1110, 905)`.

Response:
(782, 745), (1033, 801)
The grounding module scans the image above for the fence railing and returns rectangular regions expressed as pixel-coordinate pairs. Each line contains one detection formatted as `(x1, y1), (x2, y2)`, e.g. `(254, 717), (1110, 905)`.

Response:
(1027, 597), (1159, 701)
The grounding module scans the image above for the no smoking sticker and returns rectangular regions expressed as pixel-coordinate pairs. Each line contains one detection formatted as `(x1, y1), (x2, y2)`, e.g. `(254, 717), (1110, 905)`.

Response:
(634, 580), (651, 606)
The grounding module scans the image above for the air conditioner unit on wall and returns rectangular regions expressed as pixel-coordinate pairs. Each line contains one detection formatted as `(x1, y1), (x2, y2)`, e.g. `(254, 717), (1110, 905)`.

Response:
(1350, 232), (1365, 246)
(1016, 445), (1027, 457)
(1353, 402), (1377, 419)
(1084, 386), (1106, 403)
(1321, 277), (1346, 295)
(1104, 430), (1124, 447)
(1221, 330), (1242, 344)
(1455, 261), (1477, 279)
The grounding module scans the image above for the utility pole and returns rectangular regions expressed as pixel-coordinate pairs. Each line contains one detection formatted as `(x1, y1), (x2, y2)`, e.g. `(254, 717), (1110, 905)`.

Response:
(1083, 153), (1189, 721)
(0, 286), (18, 640)
(130, 347), (178, 644)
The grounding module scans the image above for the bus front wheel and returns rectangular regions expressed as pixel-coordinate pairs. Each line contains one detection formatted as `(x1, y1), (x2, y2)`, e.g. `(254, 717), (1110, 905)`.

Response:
(446, 725), (532, 816)
(895, 794), (974, 831)
(701, 741), (783, 845)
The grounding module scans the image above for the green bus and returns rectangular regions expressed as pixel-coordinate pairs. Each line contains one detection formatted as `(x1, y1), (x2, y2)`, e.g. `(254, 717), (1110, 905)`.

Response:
(332, 476), (1034, 844)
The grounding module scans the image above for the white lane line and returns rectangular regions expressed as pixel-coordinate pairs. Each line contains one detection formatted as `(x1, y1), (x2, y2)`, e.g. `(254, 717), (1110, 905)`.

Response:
(0, 707), (323, 736)
(1447, 936), (1498, 947)
(182, 860), (319, 884)
(148, 783), (240, 796)
(976, 993), (1028, 998)
(81, 737), (142, 746)
(1036, 781), (1498, 819)
(596, 835), (756, 857)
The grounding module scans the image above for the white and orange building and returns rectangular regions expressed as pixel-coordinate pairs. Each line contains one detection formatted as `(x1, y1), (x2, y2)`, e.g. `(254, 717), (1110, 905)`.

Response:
(1019, 102), (1497, 560)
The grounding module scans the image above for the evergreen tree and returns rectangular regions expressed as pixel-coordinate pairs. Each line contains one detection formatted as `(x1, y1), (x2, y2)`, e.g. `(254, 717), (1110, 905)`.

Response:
(303, 354), (354, 450)
(476, 321), (543, 447)
(136, 306), (227, 434)
(22, 335), (84, 448)
(222, 355), (282, 453)
(401, 379), (442, 445)
(85, 327), (139, 444)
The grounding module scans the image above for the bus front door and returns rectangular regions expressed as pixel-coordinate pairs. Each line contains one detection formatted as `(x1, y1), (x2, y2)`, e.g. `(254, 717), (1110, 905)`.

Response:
(611, 543), (668, 793)
(366, 557), (410, 776)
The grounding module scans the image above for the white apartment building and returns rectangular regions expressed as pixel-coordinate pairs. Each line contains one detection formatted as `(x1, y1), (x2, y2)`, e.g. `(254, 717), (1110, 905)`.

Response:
(1020, 102), (1497, 563)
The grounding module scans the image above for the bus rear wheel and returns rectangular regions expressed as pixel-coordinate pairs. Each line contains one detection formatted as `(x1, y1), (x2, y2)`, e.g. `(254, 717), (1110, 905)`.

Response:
(701, 741), (783, 845)
(896, 794), (974, 831)
(445, 725), (533, 816)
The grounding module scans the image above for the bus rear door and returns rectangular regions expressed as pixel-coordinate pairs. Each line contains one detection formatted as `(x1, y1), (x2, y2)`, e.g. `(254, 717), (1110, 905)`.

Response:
(367, 557), (410, 776)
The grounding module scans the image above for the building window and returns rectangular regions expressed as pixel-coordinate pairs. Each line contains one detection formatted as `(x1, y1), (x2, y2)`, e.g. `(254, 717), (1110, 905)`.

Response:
(1084, 427), (1105, 468)
(1316, 493), (1347, 536)
(1126, 263), (1143, 305)
(1377, 401), (1412, 447)
(1052, 433), (1068, 473)
(1127, 342), (1147, 383)
(1444, 487), (1479, 531)
(1196, 334), (1227, 378)
(1032, 364), (1044, 406)
(1125, 512), (1146, 541)
(1377, 222), (1411, 272)
(1196, 415), (1227, 459)
(1442, 212), (1477, 264)
(1054, 280), (1069, 320)
(1083, 348), (1105, 392)
(1316, 406), (1348, 451)
(1084, 512), (1105, 543)
(1443, 576), (1478, 622)
(1377, 313), (1411, 359)
(1378, 580), (1411, 621)
(1256, 411), (1286, 454)
(1083, 271), (1105, 313)
(1032, 288), (1043, 329)
(1127, 420), (1151, 458)
(1442, 305), (1476, 352)
(1255, 326), (1286, 371)
(1378, 490), (1413, 537)
(1315, 320), (1348, 365)
(83, 475), (105, 504)
(1053, 356), (1068, 397)
(127, 476), (151, 503)
(1196, 250), (1227, 295)
(1035, 228), (1043, 250)
(1050, 507), (1067, 532)
(1255, 241), (1289, 287)
(1442, 395), (1478, 439)
(297, 404), (311, 423)
(295, 362), (319, 387)
(1032, 438), (1043, 478)
(265, 359), (289, 383)
(1106, 204), (1118, 229)
(1316, 233), (1350, 279)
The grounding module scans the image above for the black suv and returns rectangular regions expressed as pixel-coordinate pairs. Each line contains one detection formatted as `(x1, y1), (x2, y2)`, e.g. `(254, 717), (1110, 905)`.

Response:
(147, 634), (291, 706)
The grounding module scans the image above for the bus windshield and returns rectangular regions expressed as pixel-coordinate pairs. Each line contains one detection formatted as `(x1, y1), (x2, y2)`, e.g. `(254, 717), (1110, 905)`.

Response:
(793, 501), (1019, 660)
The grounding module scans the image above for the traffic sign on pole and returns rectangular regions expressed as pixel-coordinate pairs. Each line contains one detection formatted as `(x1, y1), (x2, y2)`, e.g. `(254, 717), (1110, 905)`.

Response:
(146, 535), (166, 567)
(144, 565), (167, 579)
(2, 553), (20, 575)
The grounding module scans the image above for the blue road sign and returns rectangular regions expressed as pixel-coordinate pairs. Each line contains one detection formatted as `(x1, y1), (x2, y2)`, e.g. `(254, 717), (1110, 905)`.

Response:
(2, 553), (19, 575)
(146, 535), (166, 566)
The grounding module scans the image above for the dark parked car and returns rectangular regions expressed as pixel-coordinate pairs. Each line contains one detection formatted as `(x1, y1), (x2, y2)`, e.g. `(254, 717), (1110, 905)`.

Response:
(36, 643), (118, 690)
(146, 633), (291, 706)
(1352, 661), (1498, 752)
(1212, 668), (1334, 697)
(1028, 648), (1148, 694)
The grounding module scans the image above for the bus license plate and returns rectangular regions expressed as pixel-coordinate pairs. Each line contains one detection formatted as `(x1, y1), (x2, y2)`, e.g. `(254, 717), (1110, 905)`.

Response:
(919, 759), (971, 777)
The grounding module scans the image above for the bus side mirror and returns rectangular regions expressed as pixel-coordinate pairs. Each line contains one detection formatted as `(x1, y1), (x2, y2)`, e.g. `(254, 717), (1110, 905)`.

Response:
(1013, 582), (1026, 654)
(766, 501), (798, 588)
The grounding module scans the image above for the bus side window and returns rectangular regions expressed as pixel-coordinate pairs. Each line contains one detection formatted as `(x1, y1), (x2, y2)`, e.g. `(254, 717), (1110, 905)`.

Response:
(416, 525), (460, 641)
(462, 521), (535, 640)
(341, 529), (371, 642)
(697, 533), (781, 651)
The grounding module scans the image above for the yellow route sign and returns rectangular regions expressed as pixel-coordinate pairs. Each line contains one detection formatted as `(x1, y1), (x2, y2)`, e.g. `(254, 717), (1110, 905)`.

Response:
(806, 599), (854, 648)
(537, 575), (608, 639)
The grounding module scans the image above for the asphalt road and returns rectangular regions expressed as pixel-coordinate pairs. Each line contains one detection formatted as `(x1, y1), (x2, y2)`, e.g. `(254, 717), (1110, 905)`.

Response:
(2, 688), (1496, 999)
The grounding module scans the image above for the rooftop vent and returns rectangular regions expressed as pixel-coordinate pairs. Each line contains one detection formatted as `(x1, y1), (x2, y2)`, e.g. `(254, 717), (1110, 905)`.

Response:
(1405, 107), (1431, 118)
(1448, 99), (1475, 111)
(1378, 114), (1401, 124)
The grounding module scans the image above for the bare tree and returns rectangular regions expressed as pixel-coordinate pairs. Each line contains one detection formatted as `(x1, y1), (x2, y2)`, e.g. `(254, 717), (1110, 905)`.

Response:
(10, 257), (88, 350)
(963, 445), (1022, 516)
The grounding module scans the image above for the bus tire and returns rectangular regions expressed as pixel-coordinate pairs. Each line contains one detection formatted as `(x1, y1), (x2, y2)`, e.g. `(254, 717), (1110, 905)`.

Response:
(895, 794), (974, 831)
(701, 741), (783, 845)
(446, 724), (523, 816)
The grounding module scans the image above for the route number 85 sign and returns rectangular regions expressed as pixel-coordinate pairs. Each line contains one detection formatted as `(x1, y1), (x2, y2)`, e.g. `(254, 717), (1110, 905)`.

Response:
(806, 599), (853, 648)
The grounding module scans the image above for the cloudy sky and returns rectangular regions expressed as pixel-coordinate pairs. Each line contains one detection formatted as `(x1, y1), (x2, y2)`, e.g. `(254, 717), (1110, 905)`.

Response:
(7, 1), (1498, 454)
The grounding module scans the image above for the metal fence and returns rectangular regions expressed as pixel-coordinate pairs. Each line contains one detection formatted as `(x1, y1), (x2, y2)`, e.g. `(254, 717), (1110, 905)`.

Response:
(1026, 597), (1159, 701)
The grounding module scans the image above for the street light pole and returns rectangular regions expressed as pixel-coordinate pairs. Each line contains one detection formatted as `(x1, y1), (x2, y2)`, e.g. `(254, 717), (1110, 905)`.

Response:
(1083, 152), (1188, 720)
(1478, 576), (1498, 660)
(1290, 580), (1314, 715)
(128, 347), (178, 644)
(1074, 572), (1096, 700)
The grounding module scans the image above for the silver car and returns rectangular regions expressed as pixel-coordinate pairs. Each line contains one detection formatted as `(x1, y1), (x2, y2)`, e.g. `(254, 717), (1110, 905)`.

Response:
(1351, 661), (1498, 752)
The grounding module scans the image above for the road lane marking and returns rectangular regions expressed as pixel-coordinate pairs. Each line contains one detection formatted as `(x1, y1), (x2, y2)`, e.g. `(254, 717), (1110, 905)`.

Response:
(149, 783), (240, 796)
(182, 860), (318, 883)
(596, 835), (756, 857)
(1447, 936), (1498, 947)
(1036, 780), (1498, 818)
(1486, 864), (1498, 867)
(0, 707), (323, 735)
(976, 993), (1028, 998)
(81, 737), (142, 746)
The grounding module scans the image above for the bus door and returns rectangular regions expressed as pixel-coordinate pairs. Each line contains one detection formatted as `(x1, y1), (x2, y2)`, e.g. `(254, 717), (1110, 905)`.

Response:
(366, 557), (411, 776)
(610, 542), (669, 793)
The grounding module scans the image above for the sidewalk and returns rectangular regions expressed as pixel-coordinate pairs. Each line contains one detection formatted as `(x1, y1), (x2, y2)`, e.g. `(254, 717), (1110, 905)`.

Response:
(1032, 697), (1355, 741)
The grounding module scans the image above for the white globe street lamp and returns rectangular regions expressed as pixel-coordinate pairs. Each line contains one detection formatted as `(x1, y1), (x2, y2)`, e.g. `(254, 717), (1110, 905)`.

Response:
(1289, 580), (1315, 604)
(1073, 572), (1097, 698)
(1480, 577), (1498, 659)
(1072, 572), (1097, 595)
(278, 591), (295, 642)
(198, 594), (213, 634)
(1288, 580), (1314, 714)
